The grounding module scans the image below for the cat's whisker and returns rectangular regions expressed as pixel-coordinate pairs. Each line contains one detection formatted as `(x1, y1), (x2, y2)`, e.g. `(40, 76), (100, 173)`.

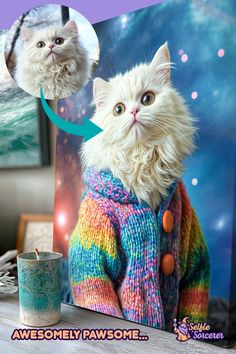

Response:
(156, 117), (194, 130)
(140, 116), (194, 141)
(150, 115), (196, 131)
(158, 112), (197, 123)
(142, 111), (195, 122)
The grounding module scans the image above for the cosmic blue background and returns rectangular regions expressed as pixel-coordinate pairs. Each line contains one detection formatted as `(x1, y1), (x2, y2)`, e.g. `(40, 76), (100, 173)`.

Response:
(55, 0), (236, 302)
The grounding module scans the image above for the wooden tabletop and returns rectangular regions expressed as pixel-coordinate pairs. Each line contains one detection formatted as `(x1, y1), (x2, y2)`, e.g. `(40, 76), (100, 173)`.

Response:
(0, 295), (235, 353)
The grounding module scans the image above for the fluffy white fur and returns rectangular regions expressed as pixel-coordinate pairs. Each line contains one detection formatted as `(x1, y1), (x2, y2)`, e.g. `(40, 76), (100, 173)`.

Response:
(82, 43), (195, 210)
(16, 21), (90, 99)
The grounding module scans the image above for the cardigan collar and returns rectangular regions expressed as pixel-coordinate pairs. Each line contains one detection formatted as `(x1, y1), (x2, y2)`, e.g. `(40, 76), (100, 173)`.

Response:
(83, 167), (177, 208)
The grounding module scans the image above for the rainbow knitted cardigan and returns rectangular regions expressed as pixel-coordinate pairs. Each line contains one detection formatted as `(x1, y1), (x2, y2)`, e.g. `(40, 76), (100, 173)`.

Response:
(69, 167), (210, 331)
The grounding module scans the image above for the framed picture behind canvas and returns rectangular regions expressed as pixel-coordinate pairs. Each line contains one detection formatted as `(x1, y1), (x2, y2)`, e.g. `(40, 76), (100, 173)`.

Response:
(0, 29), (50, 168)
(16, 214), (53, 254)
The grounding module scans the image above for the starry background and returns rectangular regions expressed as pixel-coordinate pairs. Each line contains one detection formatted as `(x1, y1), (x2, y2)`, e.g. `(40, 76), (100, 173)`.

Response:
(54, 0), (236, 303)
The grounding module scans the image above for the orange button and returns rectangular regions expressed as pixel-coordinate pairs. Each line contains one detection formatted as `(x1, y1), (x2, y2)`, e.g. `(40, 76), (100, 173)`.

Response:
(162, 210), (174, 233)
(160, 254), (175, 275)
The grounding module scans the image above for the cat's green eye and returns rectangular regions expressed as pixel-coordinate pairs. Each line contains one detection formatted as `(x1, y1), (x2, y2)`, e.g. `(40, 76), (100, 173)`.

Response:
(141, 91), (155, 106)
(55, 37), (64, 45)
(113, 103), (126, 116)
(36, 41), (45, 48)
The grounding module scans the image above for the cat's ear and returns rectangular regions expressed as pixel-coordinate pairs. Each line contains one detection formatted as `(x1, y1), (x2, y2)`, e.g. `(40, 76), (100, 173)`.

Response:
(63, 20), (78, 37)
(21, 27), (34, 42)
(150, 42), (171, 84)
(93, 78), (110, 108)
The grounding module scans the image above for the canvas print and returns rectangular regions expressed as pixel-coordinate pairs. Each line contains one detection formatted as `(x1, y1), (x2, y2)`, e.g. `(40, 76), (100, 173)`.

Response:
(0, 30), (50, 168)
(53, 0), (236, 346)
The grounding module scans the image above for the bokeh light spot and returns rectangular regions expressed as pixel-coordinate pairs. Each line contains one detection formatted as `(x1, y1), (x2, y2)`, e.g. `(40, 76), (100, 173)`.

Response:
(181, 54), (188, 62)
(60, 107), (65, 113)
(122, 16), (128, 24)
(215, 217), (226, 230)
(192, 178), (198, 186)
(217, 48), (225, 57)
(58, 212), (66, 227)
(178, 49), (184, 55)
(191, 91), (198, 100)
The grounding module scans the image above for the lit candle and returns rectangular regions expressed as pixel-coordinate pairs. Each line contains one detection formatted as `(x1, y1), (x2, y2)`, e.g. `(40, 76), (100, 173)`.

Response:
(17, 251), (62, 326)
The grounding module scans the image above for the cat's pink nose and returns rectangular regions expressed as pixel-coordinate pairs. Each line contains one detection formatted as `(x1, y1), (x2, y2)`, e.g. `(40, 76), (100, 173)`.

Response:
(130, 107), (140, 116)
(48, 44), (55, 49)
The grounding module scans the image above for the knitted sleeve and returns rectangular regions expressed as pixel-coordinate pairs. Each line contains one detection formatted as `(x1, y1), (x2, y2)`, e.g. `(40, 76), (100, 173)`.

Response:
(178, 185), (210, 323)
(69, 195), (123, 318)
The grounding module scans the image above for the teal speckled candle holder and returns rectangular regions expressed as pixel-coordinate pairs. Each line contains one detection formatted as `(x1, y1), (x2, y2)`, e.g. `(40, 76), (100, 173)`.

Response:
(17, 252), (62, 327)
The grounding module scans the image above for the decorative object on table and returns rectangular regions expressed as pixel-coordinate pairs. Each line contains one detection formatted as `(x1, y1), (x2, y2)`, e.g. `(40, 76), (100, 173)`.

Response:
(17, 250), (62, 326)
(0, 30), (50, 168)
(16, 214), (53, 254)
(54, 0), (236, 348)
(0, 250), (18, 294)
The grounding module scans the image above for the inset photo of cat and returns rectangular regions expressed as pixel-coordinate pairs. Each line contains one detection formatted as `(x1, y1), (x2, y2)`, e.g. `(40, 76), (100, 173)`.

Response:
(4, 4), (100, 100)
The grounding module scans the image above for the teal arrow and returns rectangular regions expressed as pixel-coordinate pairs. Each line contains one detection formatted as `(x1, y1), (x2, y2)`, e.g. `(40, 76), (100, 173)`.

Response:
(40, 86), (103, 141)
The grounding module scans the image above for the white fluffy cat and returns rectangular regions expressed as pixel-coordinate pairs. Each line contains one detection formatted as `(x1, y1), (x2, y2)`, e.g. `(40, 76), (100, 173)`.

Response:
(16, 20), (90, 99)
(82, 43), (195, 210)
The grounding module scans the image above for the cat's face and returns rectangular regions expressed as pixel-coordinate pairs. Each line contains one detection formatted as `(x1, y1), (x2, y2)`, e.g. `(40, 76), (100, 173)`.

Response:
(21, 21), (79, 65)
(92, 43), (192, 148)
